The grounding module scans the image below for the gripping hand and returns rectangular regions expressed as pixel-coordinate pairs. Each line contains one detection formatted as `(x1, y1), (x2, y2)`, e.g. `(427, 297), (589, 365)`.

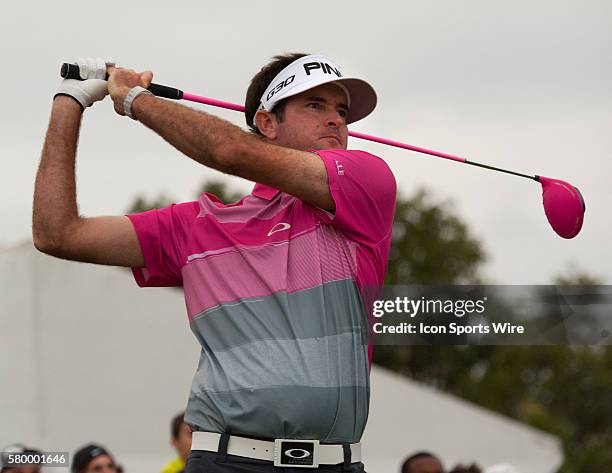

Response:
(55, 57), (115, 109)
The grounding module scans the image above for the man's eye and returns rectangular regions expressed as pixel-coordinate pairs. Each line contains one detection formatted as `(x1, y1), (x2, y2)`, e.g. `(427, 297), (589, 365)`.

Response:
(308, 102), (322, 109)
(338, 109), (348, 118)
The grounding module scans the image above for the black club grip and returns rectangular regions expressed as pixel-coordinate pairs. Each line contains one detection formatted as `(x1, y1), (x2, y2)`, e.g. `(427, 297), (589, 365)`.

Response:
(60, 62), (183, 100)
(61, 63), (86, 80)
(147, 83), (183, 100)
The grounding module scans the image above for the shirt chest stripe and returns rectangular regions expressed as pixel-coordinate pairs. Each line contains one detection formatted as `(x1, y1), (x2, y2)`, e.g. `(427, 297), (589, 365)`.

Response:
(185, 226), (316, 264)
(182, 226), (357, 319)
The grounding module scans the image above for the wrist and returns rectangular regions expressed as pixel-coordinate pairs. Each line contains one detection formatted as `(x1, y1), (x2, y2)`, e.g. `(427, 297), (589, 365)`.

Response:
(125, 87), (154, 120)
(53, 94), (85, 114)
(111, 86), (132, 105)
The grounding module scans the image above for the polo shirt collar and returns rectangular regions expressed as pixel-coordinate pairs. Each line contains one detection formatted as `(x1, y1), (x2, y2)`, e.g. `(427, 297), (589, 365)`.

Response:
(252, 183), (281, 201)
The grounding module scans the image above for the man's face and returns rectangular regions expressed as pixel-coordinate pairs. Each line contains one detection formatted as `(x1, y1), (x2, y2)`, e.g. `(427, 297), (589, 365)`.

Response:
(407, 457), (445, 473)
(84, 455), (117, 473)
(171, 423), (192, 462)
(268, 82), (349, 151)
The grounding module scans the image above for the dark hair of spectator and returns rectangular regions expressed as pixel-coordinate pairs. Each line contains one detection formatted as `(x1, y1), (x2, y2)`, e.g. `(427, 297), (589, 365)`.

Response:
(71, 444), (112, 473)
(401, 451), (440, 473)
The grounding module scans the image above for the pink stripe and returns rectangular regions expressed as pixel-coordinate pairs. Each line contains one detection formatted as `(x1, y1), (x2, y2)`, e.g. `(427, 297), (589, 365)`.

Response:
(182, 226), (357, 319)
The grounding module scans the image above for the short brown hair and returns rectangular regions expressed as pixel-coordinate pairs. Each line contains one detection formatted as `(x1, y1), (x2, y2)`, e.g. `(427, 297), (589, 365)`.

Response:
(245, 52), (309, 136)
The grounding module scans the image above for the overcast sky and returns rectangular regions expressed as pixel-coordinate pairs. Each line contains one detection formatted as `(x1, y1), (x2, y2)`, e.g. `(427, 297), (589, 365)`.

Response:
(1, 0), (610, 283)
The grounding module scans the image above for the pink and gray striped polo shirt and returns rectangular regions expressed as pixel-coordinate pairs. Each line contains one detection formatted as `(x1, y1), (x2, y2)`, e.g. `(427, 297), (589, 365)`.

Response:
(128, 149), (396, 443)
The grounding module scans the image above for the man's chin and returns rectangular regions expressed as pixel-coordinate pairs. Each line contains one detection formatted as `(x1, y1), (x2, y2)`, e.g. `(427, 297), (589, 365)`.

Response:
(313, 138), (346, 150)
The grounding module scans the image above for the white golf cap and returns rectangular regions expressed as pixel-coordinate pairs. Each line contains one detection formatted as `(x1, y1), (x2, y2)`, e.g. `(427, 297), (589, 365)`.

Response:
(254, 54), (377, 126)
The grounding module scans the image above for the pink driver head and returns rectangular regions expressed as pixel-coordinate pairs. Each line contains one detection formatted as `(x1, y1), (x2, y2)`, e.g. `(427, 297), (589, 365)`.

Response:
(538, 176), (585, 239)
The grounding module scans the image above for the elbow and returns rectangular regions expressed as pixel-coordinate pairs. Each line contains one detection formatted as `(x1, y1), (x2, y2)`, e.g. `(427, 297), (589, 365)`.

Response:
(32, 219), (53, 254)
(32, 216), (82, 258)
(32, 232), (62, 256)
(32, 225), (50, 254)
(32, 221), (73, 257)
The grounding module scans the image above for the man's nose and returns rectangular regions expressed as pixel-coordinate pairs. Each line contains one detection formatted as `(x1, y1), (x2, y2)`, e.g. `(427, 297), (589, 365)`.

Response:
(326, 112), (345, 127)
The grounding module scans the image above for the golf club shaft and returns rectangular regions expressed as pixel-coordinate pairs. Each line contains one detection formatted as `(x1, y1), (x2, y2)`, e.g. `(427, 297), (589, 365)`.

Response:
(184, 93), (540, 182)
(61, 62), (538, 182)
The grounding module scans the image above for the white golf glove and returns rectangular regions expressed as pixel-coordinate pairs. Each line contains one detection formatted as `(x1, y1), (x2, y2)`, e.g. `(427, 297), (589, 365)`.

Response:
(55, 57), (115, 109)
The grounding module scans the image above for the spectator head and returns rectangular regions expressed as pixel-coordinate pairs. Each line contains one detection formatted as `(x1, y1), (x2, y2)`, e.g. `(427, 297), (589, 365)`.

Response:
(401, 451), (444, 473)
(72, 444), (118, 473)
(170, 412), (192, 463)
(1, 445), (42, 473)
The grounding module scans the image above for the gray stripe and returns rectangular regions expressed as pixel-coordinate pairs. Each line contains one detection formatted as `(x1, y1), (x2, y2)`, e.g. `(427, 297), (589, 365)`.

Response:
(185, 385), (369, 444)
(186, 278), (370, 442)
(190, 279), (368, 352)
(192, 332), (368, 393)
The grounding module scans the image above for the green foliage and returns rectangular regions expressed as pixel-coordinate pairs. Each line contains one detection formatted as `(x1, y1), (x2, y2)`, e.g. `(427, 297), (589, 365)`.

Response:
(375, 271), (611, 472)
(126, 193), (175, 214)
(194, 180), (243, 204)
(386, 189), (486, 284)
(125, 180), (244, 214)
(554, 270), (603, 286)
(376, 189), (609, 471)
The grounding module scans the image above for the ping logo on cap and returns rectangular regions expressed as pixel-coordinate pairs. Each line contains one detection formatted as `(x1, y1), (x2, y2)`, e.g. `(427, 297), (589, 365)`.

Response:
(303, 62), (343, 77)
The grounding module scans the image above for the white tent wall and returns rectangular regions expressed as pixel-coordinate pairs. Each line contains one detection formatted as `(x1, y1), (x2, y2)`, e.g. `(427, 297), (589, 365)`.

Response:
(0, 244), (563, 473)
(364, 368), (563, 472)
(1, 243), (198, 471)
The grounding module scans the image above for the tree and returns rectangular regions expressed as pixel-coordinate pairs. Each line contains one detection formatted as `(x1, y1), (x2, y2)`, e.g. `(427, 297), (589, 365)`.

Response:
(193, 181), (243, 204)
(126, 180), (243, 214)
(386, 188), (486, 284)
(376, 190), (609, 471)
(374, 187), (488, 385)
(126, 193), (175, 214)
(376, 270), (611, 473)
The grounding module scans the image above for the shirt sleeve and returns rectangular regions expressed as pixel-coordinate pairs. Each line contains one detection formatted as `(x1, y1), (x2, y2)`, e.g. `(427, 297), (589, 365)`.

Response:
(313, 149), (397, 246)
(127, 201), (199, 287)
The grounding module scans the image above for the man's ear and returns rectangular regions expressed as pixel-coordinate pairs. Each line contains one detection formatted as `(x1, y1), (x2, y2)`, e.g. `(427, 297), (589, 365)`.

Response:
(255, 110), (278, 140)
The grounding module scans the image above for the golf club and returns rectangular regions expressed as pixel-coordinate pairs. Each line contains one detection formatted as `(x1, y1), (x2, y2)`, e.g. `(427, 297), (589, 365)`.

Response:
(61, 63), (586, 239)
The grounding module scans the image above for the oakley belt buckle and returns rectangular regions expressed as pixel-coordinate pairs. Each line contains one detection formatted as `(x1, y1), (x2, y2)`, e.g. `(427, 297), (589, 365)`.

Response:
(273, 439), (319, 468)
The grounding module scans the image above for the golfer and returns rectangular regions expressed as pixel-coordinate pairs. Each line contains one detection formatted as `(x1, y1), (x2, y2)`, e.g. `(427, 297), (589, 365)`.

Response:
(33, 53), (396, 473)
